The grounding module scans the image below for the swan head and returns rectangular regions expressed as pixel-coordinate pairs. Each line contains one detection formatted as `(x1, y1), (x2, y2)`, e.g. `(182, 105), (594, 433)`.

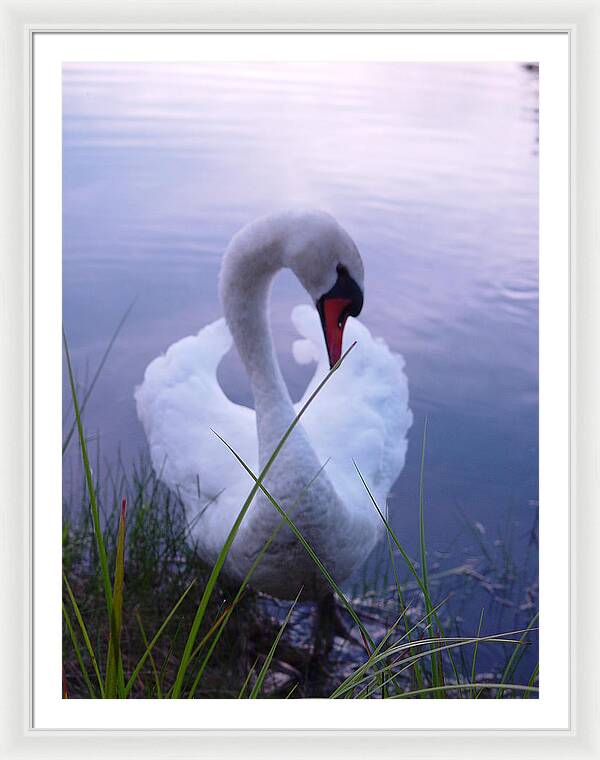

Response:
(314, 262), (364, 368)
(283, 212), (364, 368)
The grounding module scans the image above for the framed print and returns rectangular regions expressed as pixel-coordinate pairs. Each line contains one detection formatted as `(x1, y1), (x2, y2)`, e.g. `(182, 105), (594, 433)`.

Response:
(39, 28), (562, 724)
(1, 1), (598, 759)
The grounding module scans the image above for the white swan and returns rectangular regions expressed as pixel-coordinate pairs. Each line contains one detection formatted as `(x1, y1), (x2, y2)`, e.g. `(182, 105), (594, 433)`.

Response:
(135, 210), (412, 600)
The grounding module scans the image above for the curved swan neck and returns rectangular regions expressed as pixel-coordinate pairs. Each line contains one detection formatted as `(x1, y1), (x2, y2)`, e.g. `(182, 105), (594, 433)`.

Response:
(219, 220), (294, 435)
(217, 214), (349, 577)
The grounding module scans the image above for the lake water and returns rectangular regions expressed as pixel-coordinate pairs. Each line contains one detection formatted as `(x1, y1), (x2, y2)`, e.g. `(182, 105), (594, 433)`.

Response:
(63, 62), (539, 675)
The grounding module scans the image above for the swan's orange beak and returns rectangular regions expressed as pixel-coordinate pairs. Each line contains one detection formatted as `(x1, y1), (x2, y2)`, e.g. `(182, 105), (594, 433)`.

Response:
(317, 264), (364, 368)
(317, 297), (352, 369)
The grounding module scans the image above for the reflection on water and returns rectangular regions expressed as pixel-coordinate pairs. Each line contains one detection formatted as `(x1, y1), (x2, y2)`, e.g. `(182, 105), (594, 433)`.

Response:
(63, 62), (538, 672)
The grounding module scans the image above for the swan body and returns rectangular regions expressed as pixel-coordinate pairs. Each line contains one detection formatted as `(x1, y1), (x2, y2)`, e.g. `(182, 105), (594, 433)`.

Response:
(135, 210), (412, 599)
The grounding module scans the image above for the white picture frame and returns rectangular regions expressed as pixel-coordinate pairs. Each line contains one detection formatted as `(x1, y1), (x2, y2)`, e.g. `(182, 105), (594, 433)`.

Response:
(1, 0), (597, 757)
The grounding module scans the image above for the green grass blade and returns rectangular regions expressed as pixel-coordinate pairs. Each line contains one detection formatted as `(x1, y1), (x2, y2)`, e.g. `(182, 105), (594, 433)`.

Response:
(188, 598), (242, 665)
(416, 417), (442, 694)
(496, 611), (539, 698)
(105, 498), (126, 698)
(213, 432), (375, 652)
(393, 630), (533, 677)
(332, 601), (453, 699)
(336, 632), (473, 698)
(335, 622), (533, 699)
(352, 464), (431, 615)
(63, 573), (104, 697)
(62, 299), (135, 455)
(159, 620), (184, 698)
(238, 658), (258, 699)
(248, 590), (301, 698)
(186, 462), (331, 699)
(348, 632), (532, 699)
(63, 331), (114, 637)
(170, 342), (357, 699)
(470, 608), (485, 698)
(352, 461), (463, 691)
(523, 663), (539, 699)
(135, 610), (162, 698)
(418, 417), (430, 595)
(390, 683), (539, 699)
(187, 498), (313, 697)
(124, 579), (196, 697)
(330, 612), (406, 699)
(62, 602), (97, 698)
(331, 597), (450, 699)
(384, 531), (424, 693)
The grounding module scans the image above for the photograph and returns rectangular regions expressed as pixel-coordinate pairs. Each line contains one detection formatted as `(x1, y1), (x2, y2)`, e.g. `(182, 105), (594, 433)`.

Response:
(61, 60), (540, 700)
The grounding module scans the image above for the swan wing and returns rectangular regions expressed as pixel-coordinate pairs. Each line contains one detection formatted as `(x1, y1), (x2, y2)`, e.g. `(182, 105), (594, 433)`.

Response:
(291, 304), (413, 514)
(134, 318), (257, 558)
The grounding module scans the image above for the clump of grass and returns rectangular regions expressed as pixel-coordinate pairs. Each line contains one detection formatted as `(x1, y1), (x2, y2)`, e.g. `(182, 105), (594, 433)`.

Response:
(62, 454), (261, 697)
(63, 333), (253, 698)
(62, 328), (539, 700)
